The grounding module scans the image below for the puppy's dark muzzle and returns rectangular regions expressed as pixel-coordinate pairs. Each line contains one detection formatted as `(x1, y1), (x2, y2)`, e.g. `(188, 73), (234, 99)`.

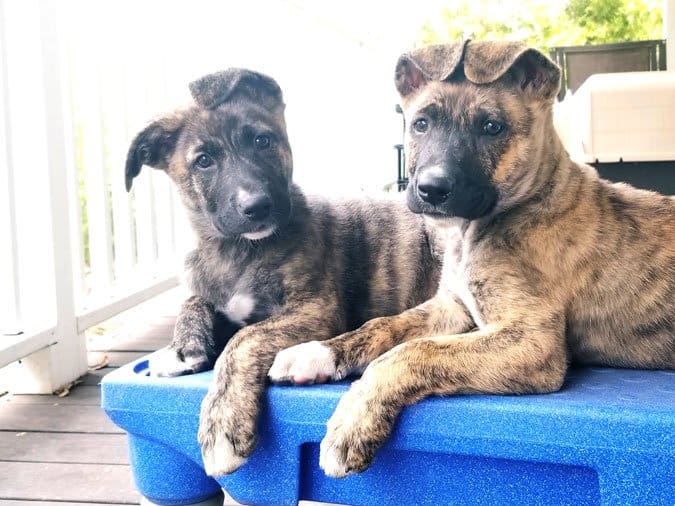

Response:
(409, 166), (498, 220)
(239, 193), (273, 222)
(417, 171), (452, 206)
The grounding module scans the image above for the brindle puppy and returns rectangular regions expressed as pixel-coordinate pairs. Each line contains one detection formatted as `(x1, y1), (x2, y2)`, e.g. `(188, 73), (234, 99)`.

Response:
(269, 40), (675, 477)
(124, 69), (442, 476)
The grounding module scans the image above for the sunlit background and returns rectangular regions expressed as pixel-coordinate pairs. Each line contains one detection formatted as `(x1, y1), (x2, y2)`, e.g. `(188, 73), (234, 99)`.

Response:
(59, 0), (450, 195)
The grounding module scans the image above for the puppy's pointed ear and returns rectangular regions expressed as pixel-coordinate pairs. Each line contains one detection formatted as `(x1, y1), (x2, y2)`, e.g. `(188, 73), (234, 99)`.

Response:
(464, 41), (561, 101)
(189, 68), (284, 111)
(395, 41), (467, 98)
(510, 49), (561, 101)
(125, 113), (184, 192)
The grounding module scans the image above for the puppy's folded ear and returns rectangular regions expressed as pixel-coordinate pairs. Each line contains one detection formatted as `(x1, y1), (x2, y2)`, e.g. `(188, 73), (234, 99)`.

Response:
(394, 57), (429, 97)
(189, 68), (284, 111)
(124, 113), (184, 192)
(463, 41), (561, 101)
(395, 41), (467, 97)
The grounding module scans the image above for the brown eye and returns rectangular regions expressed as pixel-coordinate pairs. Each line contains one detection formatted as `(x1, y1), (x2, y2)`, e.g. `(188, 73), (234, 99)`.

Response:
(254, 135), (271, 150)
(195, 153), (214, 169)
(412, 118), (428, 133)
(482, 120), (504, 136)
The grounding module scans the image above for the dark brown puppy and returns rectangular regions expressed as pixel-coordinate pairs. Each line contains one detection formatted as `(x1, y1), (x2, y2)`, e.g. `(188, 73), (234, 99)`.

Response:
(124, 69), (442, 476)
(269, 40), (675, 477)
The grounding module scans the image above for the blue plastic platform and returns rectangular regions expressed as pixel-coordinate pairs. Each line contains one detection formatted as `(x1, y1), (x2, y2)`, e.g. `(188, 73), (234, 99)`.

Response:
(101, 352), (675, 506)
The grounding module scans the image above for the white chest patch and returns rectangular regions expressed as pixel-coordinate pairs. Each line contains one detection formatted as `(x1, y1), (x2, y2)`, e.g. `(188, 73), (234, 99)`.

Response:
(443, 227), (486, 329)
(447, 274), (485, 329)
(221, 294), (256, 326)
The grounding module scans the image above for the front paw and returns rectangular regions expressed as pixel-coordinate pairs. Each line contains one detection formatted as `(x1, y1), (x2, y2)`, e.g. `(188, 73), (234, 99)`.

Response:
(319, 379), (388, 478)
(198, 391), (255, 476)
(150, 347), (210, 377)
(268, 341), (337, 384)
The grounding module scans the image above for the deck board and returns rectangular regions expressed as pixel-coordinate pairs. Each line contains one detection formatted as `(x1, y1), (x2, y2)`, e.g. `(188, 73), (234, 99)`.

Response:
(80, 368), (117, 386)
(0, 403), (123, 434)
(0, 502), (129, 506)
(0, 432), (128, 464)
(88, 325), (173, 353)
(91, 335), (172, 352)
(88, 351), (150, 368)
(5, 386), (102, 405)
(0, 502), (130, 506)
(0, 462), (140, 503)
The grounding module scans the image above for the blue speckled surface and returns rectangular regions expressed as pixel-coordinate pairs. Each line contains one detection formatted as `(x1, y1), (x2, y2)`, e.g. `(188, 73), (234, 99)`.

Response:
(101, 353), (675, 506)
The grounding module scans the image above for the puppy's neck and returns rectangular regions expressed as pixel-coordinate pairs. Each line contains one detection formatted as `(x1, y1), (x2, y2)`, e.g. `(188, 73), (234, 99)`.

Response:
(498, 113), (570, 213)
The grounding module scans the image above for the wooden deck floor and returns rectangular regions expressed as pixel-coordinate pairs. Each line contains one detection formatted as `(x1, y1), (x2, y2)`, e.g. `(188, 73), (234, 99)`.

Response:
(0, 289), (184, 505)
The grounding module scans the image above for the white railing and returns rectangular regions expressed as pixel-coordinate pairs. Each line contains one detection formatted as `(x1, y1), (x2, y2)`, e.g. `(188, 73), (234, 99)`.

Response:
(0, 0), (188, 393)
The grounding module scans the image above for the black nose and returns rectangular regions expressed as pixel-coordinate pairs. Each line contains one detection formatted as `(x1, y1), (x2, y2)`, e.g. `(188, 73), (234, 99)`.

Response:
(240, 193), (272, 221)
(417, 171), (452, 205)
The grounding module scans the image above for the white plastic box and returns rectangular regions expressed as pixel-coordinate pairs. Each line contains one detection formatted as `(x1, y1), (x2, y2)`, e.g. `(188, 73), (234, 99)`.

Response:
(573, 71), (675, 163)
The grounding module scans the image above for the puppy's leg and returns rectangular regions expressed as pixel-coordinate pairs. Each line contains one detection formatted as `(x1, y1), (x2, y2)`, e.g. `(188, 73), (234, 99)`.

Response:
(319, 316), (567, 477)
(151, 296), (238, 377)
(269, 293), (473, 384)
(198, 300), (340, 476)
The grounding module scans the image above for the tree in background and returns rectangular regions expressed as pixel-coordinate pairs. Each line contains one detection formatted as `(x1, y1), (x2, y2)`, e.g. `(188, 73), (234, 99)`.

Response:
(419, 0), (663, 51)
(565, 0), (663, 43)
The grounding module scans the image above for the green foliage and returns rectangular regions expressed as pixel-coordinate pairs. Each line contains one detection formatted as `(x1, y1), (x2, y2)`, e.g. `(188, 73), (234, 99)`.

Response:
(419, 0), (663, 52)
(565, 0), (663, 43)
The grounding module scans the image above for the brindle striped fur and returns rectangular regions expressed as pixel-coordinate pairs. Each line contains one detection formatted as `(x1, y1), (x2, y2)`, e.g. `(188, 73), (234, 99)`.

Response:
(124, 69), (441, 476)
(269, 40), (675, 477)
